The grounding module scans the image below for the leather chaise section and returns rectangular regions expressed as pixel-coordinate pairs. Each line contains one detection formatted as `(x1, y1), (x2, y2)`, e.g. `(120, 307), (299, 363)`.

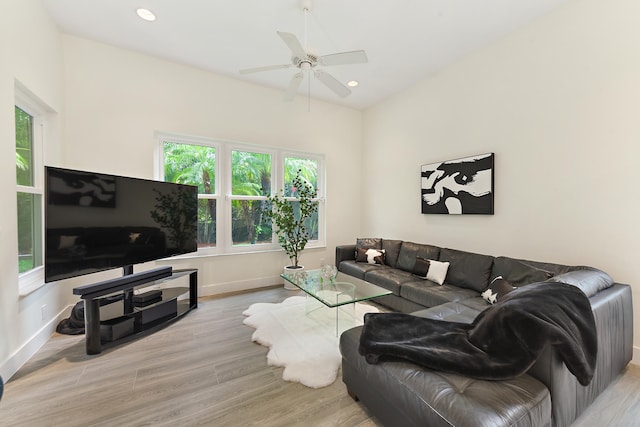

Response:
(341, 327), (552, 427)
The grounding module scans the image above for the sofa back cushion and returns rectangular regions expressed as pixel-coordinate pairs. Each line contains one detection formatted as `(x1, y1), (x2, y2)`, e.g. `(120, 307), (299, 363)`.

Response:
(490, 256), (554, 287)
(547, 268), (613, 297)
(381, 239), (403, 268)
(438, 248), (494, 292)
(396, 241), (441, 273)
(356, 237), (382, 250)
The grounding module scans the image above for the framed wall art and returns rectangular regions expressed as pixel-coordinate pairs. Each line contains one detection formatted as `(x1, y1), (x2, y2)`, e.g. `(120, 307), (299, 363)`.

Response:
(421, 153), (494, 215)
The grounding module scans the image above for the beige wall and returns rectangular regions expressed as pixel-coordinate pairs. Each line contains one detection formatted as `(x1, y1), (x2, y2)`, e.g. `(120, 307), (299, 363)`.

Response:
(363, 0), (640, 362)
(60, 36), (364, 296)
(0, 0), (66, 378)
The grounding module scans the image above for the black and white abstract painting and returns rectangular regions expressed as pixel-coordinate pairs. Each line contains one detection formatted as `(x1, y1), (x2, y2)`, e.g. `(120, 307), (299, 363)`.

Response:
(421, 153), (494, 215)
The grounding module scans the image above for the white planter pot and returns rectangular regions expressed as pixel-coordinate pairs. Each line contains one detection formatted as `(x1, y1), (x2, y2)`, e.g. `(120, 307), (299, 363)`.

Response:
(283, 265), (304, 290)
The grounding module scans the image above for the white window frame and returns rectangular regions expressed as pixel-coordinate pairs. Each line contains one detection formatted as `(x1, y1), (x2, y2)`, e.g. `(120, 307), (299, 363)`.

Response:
(224, 143), (275, 254)
(155, 131), (326, 257)
(15, 82), (47, 294)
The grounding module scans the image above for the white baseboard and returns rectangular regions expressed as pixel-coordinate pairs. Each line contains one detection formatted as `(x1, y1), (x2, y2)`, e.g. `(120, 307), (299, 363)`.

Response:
(0, 305), (72, 381)
(200, 275), (283, 297)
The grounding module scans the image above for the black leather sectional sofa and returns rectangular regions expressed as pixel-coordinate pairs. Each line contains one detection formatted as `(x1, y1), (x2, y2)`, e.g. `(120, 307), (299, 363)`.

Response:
(336, 238), (633, 427)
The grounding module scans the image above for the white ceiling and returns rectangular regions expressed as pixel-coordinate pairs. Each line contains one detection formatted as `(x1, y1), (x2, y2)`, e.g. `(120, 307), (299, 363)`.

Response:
(42, 0), (570, 110)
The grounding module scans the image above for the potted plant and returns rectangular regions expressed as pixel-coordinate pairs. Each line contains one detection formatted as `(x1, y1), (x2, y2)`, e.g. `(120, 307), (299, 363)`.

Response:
(262, 169), (318, 288)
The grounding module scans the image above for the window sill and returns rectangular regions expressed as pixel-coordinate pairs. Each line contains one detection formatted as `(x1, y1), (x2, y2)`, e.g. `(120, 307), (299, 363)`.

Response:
(18, 266), (46, 297)
(156, 243), (326, 262)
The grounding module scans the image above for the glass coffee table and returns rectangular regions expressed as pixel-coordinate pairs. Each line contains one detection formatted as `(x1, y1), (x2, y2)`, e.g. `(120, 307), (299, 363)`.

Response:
(281, 268), (391, 336)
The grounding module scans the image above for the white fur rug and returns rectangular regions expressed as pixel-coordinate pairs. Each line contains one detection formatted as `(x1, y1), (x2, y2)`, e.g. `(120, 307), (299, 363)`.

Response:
(242, 296), (378, 388)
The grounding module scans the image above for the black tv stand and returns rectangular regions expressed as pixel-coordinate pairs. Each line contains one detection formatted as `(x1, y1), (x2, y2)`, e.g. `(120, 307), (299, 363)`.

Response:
(72, 267), (197, 355)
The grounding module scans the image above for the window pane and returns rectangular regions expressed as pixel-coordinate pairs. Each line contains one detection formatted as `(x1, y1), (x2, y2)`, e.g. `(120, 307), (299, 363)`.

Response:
(231, 150), (271, 196)
(17, 192), (42, 273)
(231, 199), (272, 245)
(16, 106), (34, 186)
(197, 198), (216, 247)
(164, 142), (215, 194)
(284, 157), (317, 197)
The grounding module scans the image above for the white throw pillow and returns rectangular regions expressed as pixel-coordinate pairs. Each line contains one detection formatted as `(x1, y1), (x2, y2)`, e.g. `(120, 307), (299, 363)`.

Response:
(365, 248), (386, 265)
(426, 260), (450, 285)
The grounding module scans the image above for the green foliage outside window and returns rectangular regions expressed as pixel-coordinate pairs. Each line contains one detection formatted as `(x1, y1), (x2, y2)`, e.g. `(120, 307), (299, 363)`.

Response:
(164, 142), (217, 246)
(16, 107), (33, 186)
(16, 106), (42, 273)
(163, 142), (320, 249)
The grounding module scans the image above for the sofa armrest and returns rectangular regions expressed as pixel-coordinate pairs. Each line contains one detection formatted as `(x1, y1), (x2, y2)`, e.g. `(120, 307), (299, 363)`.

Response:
(335, 244), (356, 267)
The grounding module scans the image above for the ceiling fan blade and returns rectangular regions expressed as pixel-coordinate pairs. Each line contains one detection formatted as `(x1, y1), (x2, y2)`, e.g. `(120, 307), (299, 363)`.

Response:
(318, 50), (368, 66)
(314, 70), (351, 98)
(277, 31), (307, 59)
(239, 64), (292, 75)
(283, 72), (304, 101)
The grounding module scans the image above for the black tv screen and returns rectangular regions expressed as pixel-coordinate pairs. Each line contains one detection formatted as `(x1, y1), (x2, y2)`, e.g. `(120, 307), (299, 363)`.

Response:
(45, 166), (198, 283)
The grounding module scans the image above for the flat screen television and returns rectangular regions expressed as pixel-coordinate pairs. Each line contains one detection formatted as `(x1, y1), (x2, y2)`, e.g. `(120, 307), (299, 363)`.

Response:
(45, 166), (198, 283)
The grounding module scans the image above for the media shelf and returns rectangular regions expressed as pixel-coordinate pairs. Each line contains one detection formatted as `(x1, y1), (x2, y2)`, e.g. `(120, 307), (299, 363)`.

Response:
(73, 267), (197, 355)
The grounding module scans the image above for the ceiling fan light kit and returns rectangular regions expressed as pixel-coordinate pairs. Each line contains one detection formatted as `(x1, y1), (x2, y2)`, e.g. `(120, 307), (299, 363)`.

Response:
(239, 0), (367, 103)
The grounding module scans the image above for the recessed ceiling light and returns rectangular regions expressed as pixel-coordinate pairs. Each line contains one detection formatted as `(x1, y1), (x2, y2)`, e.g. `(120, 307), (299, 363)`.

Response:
(347, 80), (359, 88)
(136, 8), (156, 22)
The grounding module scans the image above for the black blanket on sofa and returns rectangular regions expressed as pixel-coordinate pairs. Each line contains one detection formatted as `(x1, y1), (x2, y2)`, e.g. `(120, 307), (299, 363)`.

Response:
(359, 282), (597, 385)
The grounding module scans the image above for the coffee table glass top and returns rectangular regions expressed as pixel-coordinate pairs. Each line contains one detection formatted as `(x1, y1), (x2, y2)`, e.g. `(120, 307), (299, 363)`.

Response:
(281, 269), (391, 308)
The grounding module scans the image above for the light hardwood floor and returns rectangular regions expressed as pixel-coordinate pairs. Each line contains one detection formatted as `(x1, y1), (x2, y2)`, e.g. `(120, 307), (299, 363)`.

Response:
(0, 287), (638, 427)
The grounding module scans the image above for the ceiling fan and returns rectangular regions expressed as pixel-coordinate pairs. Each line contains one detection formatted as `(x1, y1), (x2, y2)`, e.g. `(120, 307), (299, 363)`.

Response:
(239, 0), (368, 101)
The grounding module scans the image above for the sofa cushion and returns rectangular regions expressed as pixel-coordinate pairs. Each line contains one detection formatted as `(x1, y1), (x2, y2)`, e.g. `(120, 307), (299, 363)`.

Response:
(338, 260), (380, 280)
(491, 256), (554, 287)
(364, 268), (417, 295)
(547, 268), (613, 298)
(356, 237), (382, 250)
(396, 242), (441, 273)
(438, 248), (494, 292)
(381, 239), (403, 268)
(412, 300), (484, 324)
(401, 282), (478, 308)
(481, 276), (515, 305)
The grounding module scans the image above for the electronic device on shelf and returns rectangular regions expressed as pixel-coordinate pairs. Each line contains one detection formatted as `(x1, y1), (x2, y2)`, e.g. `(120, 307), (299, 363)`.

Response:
(44, 166), (198, 283)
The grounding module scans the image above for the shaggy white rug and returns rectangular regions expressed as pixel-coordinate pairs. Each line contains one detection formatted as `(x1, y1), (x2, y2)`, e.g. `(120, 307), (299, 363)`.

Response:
(242, 296), (379, 388)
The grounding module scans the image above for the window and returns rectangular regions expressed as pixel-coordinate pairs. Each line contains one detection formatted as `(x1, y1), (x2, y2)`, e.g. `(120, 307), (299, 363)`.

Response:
(158, 133), (324, 255)
(230, 149), (272, 246)
(163, 141), (218, 248)
(15, 95), (44, 285)
(284, 156), (319, 241)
